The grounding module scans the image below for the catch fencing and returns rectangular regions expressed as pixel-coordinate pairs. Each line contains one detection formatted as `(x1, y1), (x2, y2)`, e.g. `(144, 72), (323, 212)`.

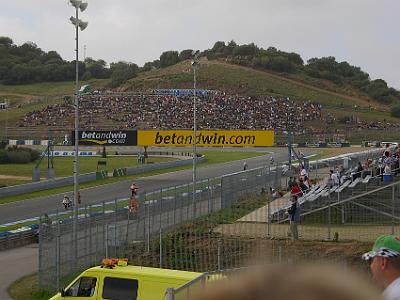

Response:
(38, 148), (392, 291)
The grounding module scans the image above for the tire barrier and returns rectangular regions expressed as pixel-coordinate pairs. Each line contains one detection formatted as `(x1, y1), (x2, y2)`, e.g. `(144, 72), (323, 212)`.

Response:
(113, 168), (127, 177)
(95, 170), (108, 180)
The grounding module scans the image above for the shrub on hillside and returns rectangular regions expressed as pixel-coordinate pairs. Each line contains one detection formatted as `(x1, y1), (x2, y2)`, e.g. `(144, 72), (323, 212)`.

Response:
(391, 105), (400, 118)
(0, 149), (7, 163)
(0, 140), (7, 150)
(6, 150), (32, 163)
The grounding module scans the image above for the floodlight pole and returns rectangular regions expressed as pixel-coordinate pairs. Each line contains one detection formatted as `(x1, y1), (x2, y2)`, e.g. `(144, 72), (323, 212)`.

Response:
(192, 64), (197, 218)
(73, 4), (80, 266)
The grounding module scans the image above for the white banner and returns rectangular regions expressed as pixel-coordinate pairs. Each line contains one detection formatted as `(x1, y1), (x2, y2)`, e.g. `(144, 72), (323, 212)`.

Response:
(41, 151), (98, 157)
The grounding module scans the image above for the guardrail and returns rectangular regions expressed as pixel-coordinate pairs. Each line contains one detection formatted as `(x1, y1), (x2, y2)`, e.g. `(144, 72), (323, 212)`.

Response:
(0, 224), (39, 250)
(0, 153), (204, 198)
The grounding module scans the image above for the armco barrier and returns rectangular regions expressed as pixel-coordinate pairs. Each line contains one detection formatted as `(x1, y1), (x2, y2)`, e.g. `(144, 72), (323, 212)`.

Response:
(0, 154), (204, 198)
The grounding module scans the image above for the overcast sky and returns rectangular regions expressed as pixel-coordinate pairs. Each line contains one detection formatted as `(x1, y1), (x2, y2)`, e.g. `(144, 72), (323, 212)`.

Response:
(1, 0), (399, 88)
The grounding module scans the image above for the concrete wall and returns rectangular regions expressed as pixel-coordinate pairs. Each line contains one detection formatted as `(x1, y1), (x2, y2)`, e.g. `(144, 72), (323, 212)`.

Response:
(0, 154), (204, 198)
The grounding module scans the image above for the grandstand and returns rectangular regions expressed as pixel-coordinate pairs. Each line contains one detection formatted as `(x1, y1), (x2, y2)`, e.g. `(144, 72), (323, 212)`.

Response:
(14, 92), (321, 137)
(228, 147), (399, 227)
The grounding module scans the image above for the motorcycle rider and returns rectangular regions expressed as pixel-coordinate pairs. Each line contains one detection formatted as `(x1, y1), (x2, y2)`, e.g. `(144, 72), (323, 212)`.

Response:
(62, 194), (72, 210)
(129, 182), (139, 213)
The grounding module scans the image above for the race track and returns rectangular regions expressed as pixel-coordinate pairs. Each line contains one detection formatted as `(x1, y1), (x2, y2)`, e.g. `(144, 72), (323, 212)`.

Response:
(0, 147), (293, 224)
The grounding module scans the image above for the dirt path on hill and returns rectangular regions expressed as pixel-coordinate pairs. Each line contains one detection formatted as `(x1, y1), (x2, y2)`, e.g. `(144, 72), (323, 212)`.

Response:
(0, 175), (32, 180)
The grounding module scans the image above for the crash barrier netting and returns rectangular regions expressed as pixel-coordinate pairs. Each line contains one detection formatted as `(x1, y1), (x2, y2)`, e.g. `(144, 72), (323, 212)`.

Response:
(39, 148), (394, 291)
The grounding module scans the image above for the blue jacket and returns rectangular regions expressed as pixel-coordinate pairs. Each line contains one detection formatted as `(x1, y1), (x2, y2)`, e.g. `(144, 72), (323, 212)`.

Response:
(288, 201), (301, 222)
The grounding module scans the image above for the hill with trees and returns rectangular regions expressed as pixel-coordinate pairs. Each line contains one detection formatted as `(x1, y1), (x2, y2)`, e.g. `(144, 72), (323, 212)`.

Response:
(1, 36), (399, 113)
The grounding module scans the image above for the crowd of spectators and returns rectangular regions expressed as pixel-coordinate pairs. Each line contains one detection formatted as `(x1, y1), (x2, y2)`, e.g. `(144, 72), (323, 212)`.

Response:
(17, 92), (322, 133)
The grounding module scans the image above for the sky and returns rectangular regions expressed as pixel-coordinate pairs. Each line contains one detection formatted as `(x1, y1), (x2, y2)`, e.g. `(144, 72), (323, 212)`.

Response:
(1, 0), (399, 88)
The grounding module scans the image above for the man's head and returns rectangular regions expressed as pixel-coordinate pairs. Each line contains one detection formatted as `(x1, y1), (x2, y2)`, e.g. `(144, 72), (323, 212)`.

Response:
(363, 235), (400, 288)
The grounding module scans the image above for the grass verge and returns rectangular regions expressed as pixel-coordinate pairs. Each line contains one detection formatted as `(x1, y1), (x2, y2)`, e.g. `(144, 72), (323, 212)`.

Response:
(0, 150), (265, 205)
(0, 156), (175, 183)
(7, 273), (52, 300)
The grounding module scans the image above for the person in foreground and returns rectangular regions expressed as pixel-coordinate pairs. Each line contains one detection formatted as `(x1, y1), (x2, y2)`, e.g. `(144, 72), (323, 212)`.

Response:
(190, 263), (382, 300)
(363, 235), (400, 300)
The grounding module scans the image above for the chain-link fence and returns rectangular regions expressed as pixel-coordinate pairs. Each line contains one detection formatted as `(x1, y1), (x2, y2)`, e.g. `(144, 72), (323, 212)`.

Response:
(38, 148), (393, 291)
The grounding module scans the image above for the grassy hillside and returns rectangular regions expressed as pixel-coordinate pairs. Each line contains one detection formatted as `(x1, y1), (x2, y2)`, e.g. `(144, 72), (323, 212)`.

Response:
(124, 59), (385, 110)
(0, 79), (109, 106)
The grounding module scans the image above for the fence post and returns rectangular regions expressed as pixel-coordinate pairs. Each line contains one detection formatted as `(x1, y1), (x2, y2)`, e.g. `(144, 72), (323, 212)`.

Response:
(166, 288), (175, 300)
(56, 220), (61, 292)
(159, 228), (163, 269)
(392, 185), (395, 235)
(88, 205), (92, 266)
(278, 245), (282, 263)
(217, 238), (222, 271)
(105, 223), (108, 258)
(114, 199), (117, 257)
(267, 200), (271, 237)
(208, 178), (211, 214)
(327, 197), (331, 241)
(160, 189), (163, 232)
(147, 199), (151, 252)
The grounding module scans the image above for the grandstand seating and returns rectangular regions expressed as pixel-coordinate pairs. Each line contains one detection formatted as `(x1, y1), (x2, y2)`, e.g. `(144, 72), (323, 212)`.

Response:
(270, 171), (400, 223)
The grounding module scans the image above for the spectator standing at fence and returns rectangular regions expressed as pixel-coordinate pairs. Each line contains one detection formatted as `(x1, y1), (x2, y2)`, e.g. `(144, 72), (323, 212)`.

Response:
(288, 196), (300, 240)
(303, 175), (312, 189)
(299, 178), (309, 194)
(300, 165), (308, 179)
(270, 187), (283, 200)
(291, 181), (303, 198)
(363, 235), (400, 300)
(335, 166), (342, 185)
(353, 161), (364, 181)
(288, 177), (296, 190)
(392, 149), (400, 175)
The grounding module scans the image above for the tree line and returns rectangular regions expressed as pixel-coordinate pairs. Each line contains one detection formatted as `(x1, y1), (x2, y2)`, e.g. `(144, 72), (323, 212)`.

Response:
(0, 37), (139, 88)
(203, 41), (400, 105)
(1, 36), (399, 105)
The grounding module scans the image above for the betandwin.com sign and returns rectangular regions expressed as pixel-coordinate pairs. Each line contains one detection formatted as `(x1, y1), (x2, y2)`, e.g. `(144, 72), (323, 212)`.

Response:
(72, 130), (137, 146)
(138, 130), (274, 147)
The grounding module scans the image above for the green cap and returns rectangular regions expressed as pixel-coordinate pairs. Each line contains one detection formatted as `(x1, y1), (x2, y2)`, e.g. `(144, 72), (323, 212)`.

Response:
(362, 235), (400, 260)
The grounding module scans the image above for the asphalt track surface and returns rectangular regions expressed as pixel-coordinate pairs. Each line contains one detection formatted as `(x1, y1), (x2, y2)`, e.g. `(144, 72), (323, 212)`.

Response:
(0, 147), (292, 225)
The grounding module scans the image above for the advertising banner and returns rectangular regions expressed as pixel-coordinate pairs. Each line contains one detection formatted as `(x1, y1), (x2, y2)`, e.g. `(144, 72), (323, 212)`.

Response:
(72, 130), (137, 146)
(137, 130), (274, 147)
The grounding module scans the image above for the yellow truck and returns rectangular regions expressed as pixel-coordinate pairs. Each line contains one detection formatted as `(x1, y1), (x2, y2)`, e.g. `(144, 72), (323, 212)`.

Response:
(49, 259), (203, 300)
